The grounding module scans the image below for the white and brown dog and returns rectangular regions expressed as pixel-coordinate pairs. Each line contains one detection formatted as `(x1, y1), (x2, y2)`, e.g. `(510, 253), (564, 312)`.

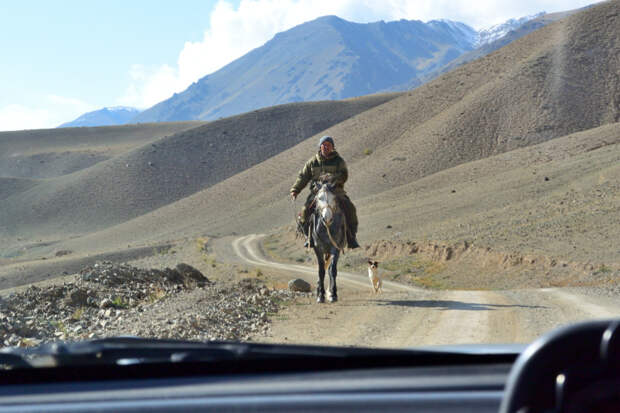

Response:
(367, 260), (382, 294)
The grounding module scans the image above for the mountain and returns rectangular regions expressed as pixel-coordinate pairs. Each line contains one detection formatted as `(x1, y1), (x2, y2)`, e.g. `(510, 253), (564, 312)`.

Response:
(383, 10), (575, 92)
(2, 1), (618, 277)
(64, 0), (616, 257)
(59, 106), (141, 128)
(132, 16), (476, 123)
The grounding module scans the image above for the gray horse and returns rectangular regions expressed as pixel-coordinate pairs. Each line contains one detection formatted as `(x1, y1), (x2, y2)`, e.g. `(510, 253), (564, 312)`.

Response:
(310, 176), (347, 303)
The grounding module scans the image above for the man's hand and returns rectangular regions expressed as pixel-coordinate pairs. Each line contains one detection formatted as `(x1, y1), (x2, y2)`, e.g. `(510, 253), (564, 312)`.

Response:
(290, 192), (298, 201)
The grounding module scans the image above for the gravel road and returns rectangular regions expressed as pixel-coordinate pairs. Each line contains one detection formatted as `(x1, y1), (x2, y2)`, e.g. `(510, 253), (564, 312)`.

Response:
(227, 234), (620, 347)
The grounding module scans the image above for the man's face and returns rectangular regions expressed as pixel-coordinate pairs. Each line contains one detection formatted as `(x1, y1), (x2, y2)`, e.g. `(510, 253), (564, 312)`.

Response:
(320, 141), (334, 157)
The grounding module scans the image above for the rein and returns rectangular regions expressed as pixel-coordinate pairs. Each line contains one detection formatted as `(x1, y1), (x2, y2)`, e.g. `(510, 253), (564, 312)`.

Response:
(289, 198), (304, 235)
(302, 175), (348, 253)
(318, 199), (346, 254)
(323, 216), (346, 254)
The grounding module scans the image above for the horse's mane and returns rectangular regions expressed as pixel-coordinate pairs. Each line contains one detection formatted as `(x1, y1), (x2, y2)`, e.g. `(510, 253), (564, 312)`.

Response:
(317, 173), (336, 186)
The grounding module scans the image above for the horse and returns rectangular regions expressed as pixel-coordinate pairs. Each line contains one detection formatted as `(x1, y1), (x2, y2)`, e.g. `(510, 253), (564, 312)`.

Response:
(309, 175), (347, 303)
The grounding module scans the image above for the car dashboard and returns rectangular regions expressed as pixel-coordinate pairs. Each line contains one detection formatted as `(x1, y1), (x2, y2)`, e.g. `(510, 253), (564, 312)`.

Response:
(0, 363), (511, 412)
(0, 319), (619, 413)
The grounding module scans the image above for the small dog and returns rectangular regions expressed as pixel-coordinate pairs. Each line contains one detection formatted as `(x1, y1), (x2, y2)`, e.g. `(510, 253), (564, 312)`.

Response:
(367, 260), (382, 294)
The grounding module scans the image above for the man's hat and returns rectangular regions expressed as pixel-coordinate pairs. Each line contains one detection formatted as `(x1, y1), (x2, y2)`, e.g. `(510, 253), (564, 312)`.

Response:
(319, 135), (334, 148)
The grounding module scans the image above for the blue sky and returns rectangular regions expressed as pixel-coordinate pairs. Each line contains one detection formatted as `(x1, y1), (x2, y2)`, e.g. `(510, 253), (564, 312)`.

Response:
(0, 0), (603, 131)
(0, 0), (235, 130)
(1, 1), (227, 103)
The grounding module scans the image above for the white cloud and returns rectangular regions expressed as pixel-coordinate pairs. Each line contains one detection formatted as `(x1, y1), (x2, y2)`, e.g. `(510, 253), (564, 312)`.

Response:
(410, 0), (601, 29)
(47, 95), (93, 108)
(0, 104), (53, 132)
(118, 0), (418, 110)
(0, 96), (95, 132)
(119, 0), (604, 110)
(117, 64), (185, 109)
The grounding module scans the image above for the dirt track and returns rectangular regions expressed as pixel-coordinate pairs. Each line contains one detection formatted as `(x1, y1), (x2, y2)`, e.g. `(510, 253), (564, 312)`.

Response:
(227, 235), (620, 348)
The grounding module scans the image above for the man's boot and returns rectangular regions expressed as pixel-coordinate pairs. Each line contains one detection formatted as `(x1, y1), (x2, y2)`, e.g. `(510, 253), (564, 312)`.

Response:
(347, 230), (360, 249)
(340, 196), (360, 249)
(346, 218), (360, 249)
(300, 214), (313, 248)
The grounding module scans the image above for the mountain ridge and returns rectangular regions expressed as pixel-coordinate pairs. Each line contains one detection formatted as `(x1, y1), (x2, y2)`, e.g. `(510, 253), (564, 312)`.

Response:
(62, 11), (561, 128)
(59, 106), (141, 128)
(132, 15), (476, 123)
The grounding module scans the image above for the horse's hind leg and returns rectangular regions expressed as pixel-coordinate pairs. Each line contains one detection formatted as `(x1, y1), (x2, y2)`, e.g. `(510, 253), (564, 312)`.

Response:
(315, 248), (326, 303)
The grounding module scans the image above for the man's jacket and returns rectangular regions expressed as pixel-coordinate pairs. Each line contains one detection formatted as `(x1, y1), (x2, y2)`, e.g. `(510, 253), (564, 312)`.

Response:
(291, 151), (348, 195)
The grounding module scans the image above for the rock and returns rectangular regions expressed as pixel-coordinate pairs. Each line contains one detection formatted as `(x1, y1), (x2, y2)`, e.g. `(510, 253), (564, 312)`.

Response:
(159, 268), (185, 285)
(99, 298), (114, 309)
(288, 279), (311, 292)
(65, 289), (89, 307)
(81, 272), (96, 282)
(175, 263), (210, 286)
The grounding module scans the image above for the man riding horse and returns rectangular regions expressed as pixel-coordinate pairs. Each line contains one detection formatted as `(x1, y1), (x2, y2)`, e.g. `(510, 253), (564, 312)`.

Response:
(290, 135), (360, 249)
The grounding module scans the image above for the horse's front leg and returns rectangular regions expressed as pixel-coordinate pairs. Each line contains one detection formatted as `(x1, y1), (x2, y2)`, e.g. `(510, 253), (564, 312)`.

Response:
(314, 247), (326, 303)
(327, 250), (339, 303)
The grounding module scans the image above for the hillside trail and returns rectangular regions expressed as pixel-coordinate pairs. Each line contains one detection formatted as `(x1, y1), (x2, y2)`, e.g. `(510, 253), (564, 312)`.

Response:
(218, 235), (620, 348)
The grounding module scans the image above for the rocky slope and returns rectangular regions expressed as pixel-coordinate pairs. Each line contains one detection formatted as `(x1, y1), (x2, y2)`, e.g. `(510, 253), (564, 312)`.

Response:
(0, 261), (307, 347)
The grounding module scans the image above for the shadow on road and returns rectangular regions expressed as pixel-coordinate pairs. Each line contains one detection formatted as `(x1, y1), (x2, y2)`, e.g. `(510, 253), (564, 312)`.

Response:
(375, 300), (548, 311)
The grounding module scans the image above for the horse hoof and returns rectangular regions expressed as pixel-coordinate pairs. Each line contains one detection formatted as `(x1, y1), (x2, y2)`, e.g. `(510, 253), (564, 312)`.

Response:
(317, 295), (325, 303)
(328, 295), (338, 303)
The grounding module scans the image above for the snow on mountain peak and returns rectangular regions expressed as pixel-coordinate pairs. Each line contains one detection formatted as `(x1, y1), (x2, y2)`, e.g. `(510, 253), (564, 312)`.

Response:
(476, 12), (545, 47)
(427, 19), (478, 48)
(105, 106), (140, 113)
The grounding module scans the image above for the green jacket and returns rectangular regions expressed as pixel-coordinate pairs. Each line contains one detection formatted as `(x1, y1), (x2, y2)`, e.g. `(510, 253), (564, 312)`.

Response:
(291, 151), (348, 195)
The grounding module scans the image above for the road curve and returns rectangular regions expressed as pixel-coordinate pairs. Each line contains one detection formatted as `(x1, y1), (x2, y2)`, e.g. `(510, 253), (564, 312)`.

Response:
(232, 234), (421, 293)
(229, 234), (620, 348)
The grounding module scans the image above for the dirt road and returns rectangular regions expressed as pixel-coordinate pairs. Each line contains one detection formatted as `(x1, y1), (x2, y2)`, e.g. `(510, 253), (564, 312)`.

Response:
(227, 234), (620, 348)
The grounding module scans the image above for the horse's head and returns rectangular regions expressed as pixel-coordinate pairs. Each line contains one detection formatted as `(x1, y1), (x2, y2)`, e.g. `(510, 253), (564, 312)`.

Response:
(315, 175), (338, 224)
(316, 174), (337, 193)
